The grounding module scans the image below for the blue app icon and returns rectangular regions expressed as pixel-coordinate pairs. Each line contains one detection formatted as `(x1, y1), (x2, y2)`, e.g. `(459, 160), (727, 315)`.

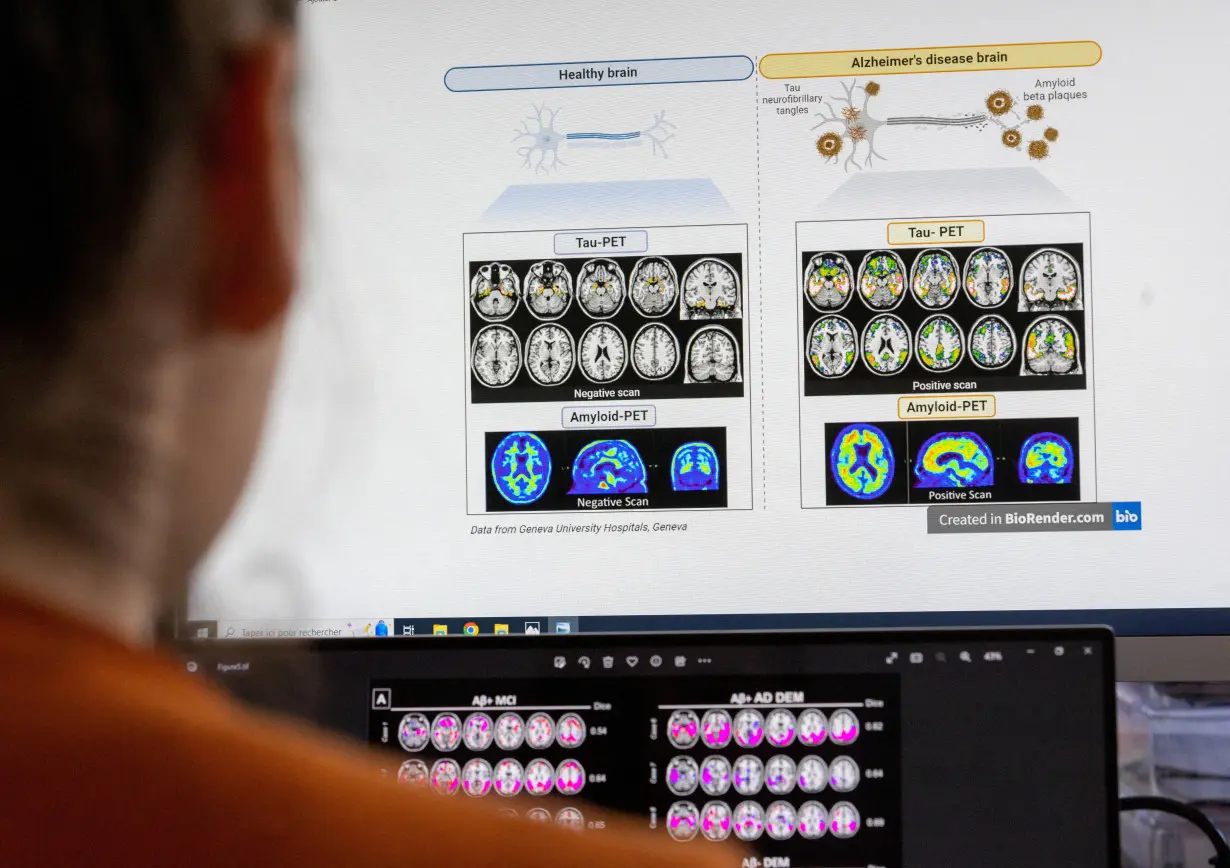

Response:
(375, 620), (390, 637)
(1112, 502), (1142, 531)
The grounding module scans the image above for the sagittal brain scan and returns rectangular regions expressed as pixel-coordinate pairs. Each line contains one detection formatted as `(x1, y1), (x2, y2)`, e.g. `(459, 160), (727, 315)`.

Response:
(1019, 432), (1076, 484)
(857, 250), (906, 310)
(568, 440), (649, 495)
(830, 424), (896, 501)
(969, 314), (1017, 370)
(668, 802), (700, 842)
(685, 325), (741, 384)
(1022, 315), (1082, 376)
(861, 314), (911, 376)
(577, 258), (626, 318)
(491, 432), (551, 506)
(668, 710), (700, 749)
(668, 756), (700, 796)
(524, 324), (575, 387)
(701, 801), (733, 842)
(524, 260), (573, 320)
(671, 442), (720, 492)
(1021, 248), (1082, 311)
(804, 252), (854, 312)
(910, 248), (959, 309)
(629, 256), (679, 317)
(806, 315), (857, 379)
(578, 323), (628, 383)
(914, 432), (995, 489)
(964, 247), (1013, 307)
(630, 323), (679, 381)
(470, 261), (520, 322)
(701, 756), (732, 796)
(916, 314), (964, 373)
(471, 325), (521, 388)
(682, 257), (741, 319)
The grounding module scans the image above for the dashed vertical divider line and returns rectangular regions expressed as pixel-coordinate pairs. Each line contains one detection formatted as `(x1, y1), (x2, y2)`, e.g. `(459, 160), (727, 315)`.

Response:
(755, 59), (767, 510)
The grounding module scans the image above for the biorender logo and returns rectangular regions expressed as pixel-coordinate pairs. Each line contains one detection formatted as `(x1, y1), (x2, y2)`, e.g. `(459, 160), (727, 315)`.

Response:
(1113, 502), (1143, 531)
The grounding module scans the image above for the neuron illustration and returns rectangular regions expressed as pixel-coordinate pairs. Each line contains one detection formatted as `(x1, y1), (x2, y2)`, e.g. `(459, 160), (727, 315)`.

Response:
(911, 249), (960, 309)
(491, 432), (552, 505)
(514, 105), (676, 174)
(812, 80), (1061, 171)
(1020, 248), (1082, 311)
(1018, 432), (1075, 485)
(830, 423), (896, 500)
(964, 247), (1014, 308)
(861, 314), (911, 376)
(807, 315), (858, 379)
(671, 442), (721, 492)
(804, 252), (854, 312)
(685, 325), (741, 384)
(568, 440), (649, 495)
(857, 250), (907, 310)
(969, 314), (1017, 370)
(914, 432), (995, 489)
(1021, 315), (1082, 376)
(916, 314), (964, 373)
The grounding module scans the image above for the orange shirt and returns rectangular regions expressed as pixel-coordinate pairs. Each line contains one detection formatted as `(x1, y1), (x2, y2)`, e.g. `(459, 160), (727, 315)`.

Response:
(0, 592), (740, 868)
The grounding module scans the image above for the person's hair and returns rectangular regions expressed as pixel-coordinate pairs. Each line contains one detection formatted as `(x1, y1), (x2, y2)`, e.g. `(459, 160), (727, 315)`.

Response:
(0, 1), (295, 564)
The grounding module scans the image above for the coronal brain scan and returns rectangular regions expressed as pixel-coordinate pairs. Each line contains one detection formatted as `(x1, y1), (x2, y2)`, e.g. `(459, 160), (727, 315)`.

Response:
(701, 801), (733, 842)
(462, 758), (493, 797)
(525, 712), (555, 749)
(969, 314), (1018, 370)
(765, 709), (797, 748)
(829, 709), (860, 746)
(798, 756), (829, 794)
(806, 315), (858, 379)
(668, 709), (701, 749)
(668, 756), (700, 796)
(491, 432), (552, 506)
(1019, 432), (1076, 484)
(766, 755), (798, 795)
(910, 248), (959, 309)
(470, 261), (520, 322)
(578, 323), (627, 383)
(734, 709), (765, 749)
(577, 258), (626, 318)
(471, 324), (521, 388)
(734, 755), (765, 796)
(430, 759), (461, 796)
(1021, 248), (1082, 311)
(700, 755), (732, 796)
(463, 713), (493, 751)
(766, 801), (798, 841)
(493, 758), (524, 797)
(556, 713), (586, 748)
(829, 756), (861, 793)
(964, 247), (1014, 307)
(630, 323), (679, 381)
(568, 440), (649, 495)
(431, 713), (462, 752)
(862, 314), (911, 375)
(830, 424), (896, 501)
(734, 801), (766, 842)
(916, 314), (964, 373)
(397, 759), (428, 787)
(831, 802), (861, 838)
(915, 432), (995, 489)
(682, 257), (741, 319)
(525, 758), (554, 796)
(398, 713), (429, 752)
(524, 260), (573, 320)
(629, 256), (679, 317)
(1022, 315), (1082, 375)
(702, 709), (733, 749)
(556, 759), (586, 796)
(685, 325), (741, 384)
(671, 442), (721, 492)
(668, 802), (700, 842)
(804, 252), (854, 312)
(857, 250), (906, 310)
(524, 324), (575, 387)
(798, 802), (829, 840)
(495, 713), (525, 751)
(797, 709), (828, 747)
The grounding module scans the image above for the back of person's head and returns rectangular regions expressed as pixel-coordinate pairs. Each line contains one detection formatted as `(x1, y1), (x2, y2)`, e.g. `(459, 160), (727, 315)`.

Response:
(0, 1), (299, 637)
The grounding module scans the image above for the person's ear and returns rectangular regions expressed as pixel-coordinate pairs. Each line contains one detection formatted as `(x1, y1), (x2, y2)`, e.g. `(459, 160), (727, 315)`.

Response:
(202, 33), (299, 335)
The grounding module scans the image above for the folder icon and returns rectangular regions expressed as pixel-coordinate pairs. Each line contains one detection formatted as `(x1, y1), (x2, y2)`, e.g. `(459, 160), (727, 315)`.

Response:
(494, 624), (510, 635)
(433, 624), (448, 636)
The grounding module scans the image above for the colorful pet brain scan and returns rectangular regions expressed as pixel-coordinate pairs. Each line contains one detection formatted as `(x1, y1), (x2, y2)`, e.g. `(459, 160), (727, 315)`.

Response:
(568, 440), (649, 495)
(1022, 315), (1082, 376)
(491, 432), (551, 505)
(807, 315), (858, 379)
(964, 246), (1013, 308)
(857, 250), (906, 310)
(910, 248), (959, 309)
(629, 256), (679, 317)
(470, 261), (520, 321)
(914, 432), (995, 489)
(861, 314), (911, 376)
(830, 424), (896, 500)
(1020, 247), (1081, 311)
(804, 252), (854, 312)
(1019, 432), (1075, 484)
(524, 259), (573, 320)
(671, 442), (721, 492)
(969, 314), (1017, 370)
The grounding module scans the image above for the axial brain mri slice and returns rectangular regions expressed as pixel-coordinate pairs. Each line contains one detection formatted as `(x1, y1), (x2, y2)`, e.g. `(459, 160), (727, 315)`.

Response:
(577, 258), (627, 318)
(969, 314), (1017, 370)
(471, 324), (521, 388)
(524, 324), (575, 387)
(914, 432), (995, 489)
(629, 256), (679, 317)
(861, 314), (911, 376)
(671, 442), (720, 492)
(1022, 315), (1082, 375)
(916, 315), (964, 373)
(578, 323), (628, 383)
(524, 260), (573, 320)
(682, 257), (741, 319)
(568, 440), (649, 495)
(804, 252), (854, 312)
(491, 432), (552, 505)
(830, 424), (896, 501)
(1020, 248), (1082, 311)
(964, 246), (1013, 307)
(470, 261), (521, 322)
(857, 250), (906, 310)
(910, 248), (959, 309)
(806, 315), (857, 379)
(685, 325), (742, 384)
(631, 323), (679, 381)
(1019, 432), (1076, 484)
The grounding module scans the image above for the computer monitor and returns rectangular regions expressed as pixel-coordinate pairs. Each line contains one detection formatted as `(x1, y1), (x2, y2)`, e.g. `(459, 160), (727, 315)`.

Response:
(185, 626), (1119, 868)
(186, 2), (1230, 678)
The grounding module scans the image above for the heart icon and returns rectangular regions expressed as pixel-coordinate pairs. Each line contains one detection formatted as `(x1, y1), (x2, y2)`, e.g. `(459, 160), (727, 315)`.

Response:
(626, 656), (639, 667)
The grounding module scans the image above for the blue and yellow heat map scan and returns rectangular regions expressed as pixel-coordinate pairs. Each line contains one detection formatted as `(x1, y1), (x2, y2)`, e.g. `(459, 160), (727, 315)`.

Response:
(1018, 432), (1075, 484)
(914, 432), (995, 489)
(491, 432), (552, 505)
(830, 424), (896, 500)
(671, 442), (721, 491)
(569, 440), (649, 495)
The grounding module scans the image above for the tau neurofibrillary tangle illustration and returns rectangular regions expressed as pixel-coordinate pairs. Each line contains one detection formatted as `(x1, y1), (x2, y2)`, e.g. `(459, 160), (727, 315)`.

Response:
(514, 105), (676, 173)
(812, 80), (1062, 170)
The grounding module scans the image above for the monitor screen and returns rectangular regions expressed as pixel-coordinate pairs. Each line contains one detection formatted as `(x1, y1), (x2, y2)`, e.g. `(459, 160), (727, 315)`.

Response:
(187, 2), (1230, 640)
(185, 627), (1118, 868)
